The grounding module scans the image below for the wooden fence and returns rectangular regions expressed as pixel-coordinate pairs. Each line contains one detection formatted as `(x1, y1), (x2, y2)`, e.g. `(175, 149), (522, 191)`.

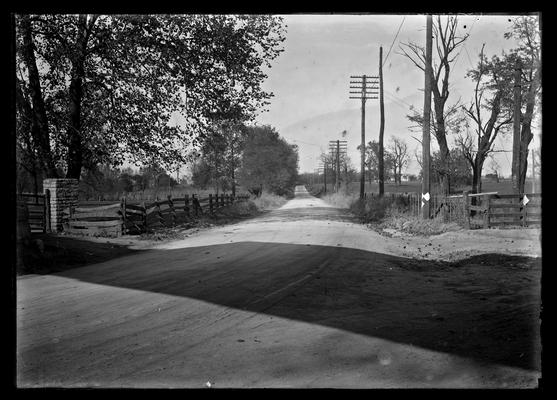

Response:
(364, 191), (541, 228)
(363, 192), (459, 222)
(65, 193), (250, 237)
(465, 192), (541, 228)
(17, 191), (50, 233)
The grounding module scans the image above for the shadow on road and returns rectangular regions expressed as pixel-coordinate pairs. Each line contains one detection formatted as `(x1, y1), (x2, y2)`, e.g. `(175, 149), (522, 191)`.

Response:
(16, 234), (145, 275)
(49, 241), (541, 372)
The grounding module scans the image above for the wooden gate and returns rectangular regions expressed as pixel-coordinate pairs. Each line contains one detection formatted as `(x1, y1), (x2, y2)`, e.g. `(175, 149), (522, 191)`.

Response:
(17, 191), (51, 233)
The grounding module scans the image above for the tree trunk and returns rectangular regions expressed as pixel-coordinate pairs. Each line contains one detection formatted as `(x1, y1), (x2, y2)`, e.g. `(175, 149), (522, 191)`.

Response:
(20, 16), (58, 178)
(434, 96), (451, 196)
(230, 146), (236, 197)
(65, 15), (90, 180)
(66, 73), (84, 179)
(517, 75), (539, 194)
(437, 144), (451, 195)
(378, 46), (385, 196)
(472, 158), (484, 194)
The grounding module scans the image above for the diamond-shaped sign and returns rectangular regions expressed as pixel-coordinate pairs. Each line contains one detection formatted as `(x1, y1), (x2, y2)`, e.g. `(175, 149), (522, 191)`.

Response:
(422, 192), (430, 201)
(522, 195), (530, 206)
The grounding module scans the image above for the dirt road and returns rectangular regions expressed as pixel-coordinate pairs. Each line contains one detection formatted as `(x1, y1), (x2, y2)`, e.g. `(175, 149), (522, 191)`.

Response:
(16, 186), (541, 388)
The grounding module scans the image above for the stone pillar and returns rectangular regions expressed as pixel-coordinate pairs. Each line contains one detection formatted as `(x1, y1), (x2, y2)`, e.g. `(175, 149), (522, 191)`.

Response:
(43, 178), (79, 232)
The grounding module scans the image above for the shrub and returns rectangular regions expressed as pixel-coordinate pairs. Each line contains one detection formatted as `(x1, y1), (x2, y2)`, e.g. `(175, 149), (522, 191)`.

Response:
(251, 191), (288, 210)
(215, 200), (259, 217)
(350, 196), (392, 223)
(379, 214), (462, 236)
(321, 192), (358, 209)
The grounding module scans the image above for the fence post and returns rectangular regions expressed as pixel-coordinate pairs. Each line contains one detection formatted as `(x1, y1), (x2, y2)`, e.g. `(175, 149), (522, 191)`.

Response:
(209, 194), (214, 214)
(168, 194), (176, 226)
(463, 191), (470, 229)
(44, 189), (51, 233)
(184, 194), (190, 218)
(121, 197), (127, 235)
(483, 195), (491, 229)
(521, 195), (527, 227)
(155, 197), (164, 226)
(141, 201), (147, 232)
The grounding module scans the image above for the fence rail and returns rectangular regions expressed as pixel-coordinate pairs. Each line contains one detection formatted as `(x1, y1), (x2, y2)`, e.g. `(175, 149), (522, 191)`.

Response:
(17, 191), (50, 233)
(465, 192), (541, 228)
(64, 193), (250, 237)
(364, 190), (541, 228)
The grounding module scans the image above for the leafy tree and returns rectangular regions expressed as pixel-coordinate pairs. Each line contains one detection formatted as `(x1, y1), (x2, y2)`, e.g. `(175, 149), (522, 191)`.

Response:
(194, 120), (250, 194)
(116, 173), (134, 193)
(237, 125), (298, 197)
(388, 137), (409, 185)
(415, 146), (471, 190)
(432, 148), (472, 189)
(357, 140), (394, 185)
(191, 158), (213, 190)
(15, 14), (286, 180)
(131, 173), (149, 193)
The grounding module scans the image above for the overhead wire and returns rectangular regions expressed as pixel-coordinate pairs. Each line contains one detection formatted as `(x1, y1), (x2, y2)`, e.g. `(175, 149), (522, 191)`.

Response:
(382, 16), (406, 68)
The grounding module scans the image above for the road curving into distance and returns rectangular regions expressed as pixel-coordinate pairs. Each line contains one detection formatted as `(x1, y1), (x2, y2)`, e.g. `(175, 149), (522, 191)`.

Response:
(17, 186), (541, 388)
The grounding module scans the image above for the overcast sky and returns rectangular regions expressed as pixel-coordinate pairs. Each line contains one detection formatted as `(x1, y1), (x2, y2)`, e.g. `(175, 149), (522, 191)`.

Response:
(254, 13), (541, 177)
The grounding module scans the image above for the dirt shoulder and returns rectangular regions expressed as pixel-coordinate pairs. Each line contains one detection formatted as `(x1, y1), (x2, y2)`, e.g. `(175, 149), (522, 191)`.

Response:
(374, 226), (542, 262)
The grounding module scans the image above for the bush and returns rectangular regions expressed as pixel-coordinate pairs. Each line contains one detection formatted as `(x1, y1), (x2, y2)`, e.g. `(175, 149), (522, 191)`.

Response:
(350, 196), (392, 223)
(251, 191), (288, 211)
(215, 200), (259, 216)
(321, 192), (358, 209)
(379, 215), (462, 236)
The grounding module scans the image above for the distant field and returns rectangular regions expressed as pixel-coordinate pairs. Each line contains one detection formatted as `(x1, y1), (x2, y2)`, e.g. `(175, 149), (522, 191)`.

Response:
(311, 178), (539, 196)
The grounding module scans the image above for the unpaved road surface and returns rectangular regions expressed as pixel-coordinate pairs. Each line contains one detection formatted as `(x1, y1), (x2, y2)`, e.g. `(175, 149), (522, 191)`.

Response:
(17, 186), (541, 388)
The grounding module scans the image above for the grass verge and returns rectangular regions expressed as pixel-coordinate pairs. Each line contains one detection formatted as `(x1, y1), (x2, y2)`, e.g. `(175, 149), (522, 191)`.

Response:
(320, 192), (462, 236)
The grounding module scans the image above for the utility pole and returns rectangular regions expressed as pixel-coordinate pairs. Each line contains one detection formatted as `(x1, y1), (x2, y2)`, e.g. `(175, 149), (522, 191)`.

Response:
(378, 46), (385, 197)
(350, 74), (379, 199)
(328, 140), (347, 192)
(323, 162), (327, 193)
(512, 59), (522, 194)
(422, 15), (433, 219)
(336, 140), (340, 192)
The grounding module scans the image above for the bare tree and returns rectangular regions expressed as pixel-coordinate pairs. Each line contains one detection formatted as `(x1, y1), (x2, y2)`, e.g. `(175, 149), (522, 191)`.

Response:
(388, 137), (409, 185)
(399, 15), (469, 195)
(457, 44), (513, 194)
